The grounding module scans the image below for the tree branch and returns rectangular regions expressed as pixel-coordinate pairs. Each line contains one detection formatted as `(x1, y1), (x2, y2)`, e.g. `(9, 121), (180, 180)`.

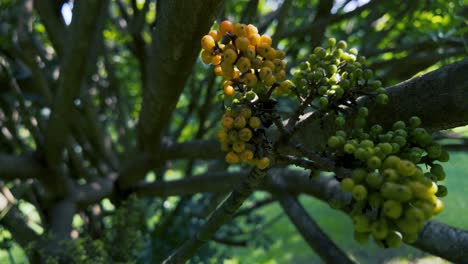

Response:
(278, 194), (356, 264)
(44, 0), (107, 168)
(135, 168), (468, 262)
(162, 167), (267, 263)
(0, 153), (47, 180)
(137, 0), (223, 156)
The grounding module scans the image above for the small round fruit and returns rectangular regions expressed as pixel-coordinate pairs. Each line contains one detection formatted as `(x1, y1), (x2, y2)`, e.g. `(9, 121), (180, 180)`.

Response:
(256, 157), (270, 170)
(221, 116), (234, 129)
(238, 128), (253, 142)
(240, 150), (254, 161)
(233, 116), (247, 129)
(341, 178), (355, 192)
(225, 152), (240, 164)
(249, 116), (262, 129)
(219, 20), (234, 35)
(201, 35), (215, 51)
(383, 200), (402, 219)
(352, 185), (368, 201)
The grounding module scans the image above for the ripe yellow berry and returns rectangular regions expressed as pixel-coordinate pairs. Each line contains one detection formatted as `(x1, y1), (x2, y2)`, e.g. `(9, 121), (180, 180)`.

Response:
(201, 50), (213, 64)
(259, 67), (273, 81)
(221, 61), (234, 78)
(239, 127), (253, 141)
(211, 54), (222, 65)
(275, 50), (286, 59)
(249, 116), (261, 129)
(225, 152), (240, 164)
(232, 141), (246, 153)
(214, 65), (223, 76)
(264, 75), (276, 86)
(209, 30), (221, 42)
(224, 83), (235, 96)
(275, 70), (286, 81)
(240, 150), (254, 161)
(251, 58), (262, 69)
(259, 34), (272, 46)
(256, 157), (270, 170)
(261, 60), (275, 71)
(244, 72), (258, 87)
(239, 108), (252, 119)
(223, 48), (238, 64)
(201, 35), (215, 51)
(221, 116), (234, 129)
(234, 23), (247, 36)
(233, 116), (247, 129)
(236, 57), (251, 73)
(219, 20), (234, 35)
(235, 36), (250, 52)
(248, 33), (261, 46)
(217, 130), (228, 142)
(245, 24), (258, 37)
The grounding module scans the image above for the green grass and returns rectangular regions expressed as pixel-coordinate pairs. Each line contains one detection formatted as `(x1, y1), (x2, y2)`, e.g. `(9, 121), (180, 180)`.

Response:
(226, 152), (468, 264)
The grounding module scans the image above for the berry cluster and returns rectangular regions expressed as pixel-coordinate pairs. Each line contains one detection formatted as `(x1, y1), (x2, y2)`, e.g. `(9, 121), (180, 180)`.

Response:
(201, 20), (293, 170)
(328, 117), (449, 247)
(291, 39), (388, 110)
(201, 21), (291, 98)
(217, 107), (270, 169)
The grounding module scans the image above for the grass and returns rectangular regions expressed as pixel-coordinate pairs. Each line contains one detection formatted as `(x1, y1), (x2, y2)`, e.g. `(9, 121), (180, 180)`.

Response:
(225, 152), (468, 263)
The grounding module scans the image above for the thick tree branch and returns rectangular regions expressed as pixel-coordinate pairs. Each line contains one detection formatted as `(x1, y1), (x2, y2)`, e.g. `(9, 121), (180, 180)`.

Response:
(0, 153), (47, 180)
(34, 0), (67, 56)
(162, 167), (267, 264)
(279, 194), (356, 264)
(44, 0), (107, 167)
(292, 58), (468, 152)
(138, 0), (223, 156)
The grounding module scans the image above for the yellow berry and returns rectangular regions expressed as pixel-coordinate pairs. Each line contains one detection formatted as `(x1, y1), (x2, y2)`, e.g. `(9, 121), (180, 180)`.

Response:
(214, 65), (223, 76)
(233, 116), (247, 129)
(259, 34), (272, 46)
(239, 108), (252, 119)
(222, 116), (234, 129)
(232, 141), (246, 153)
(236, 57), (251, 73)
(201, 50), (213, 64)
(249, 116), (261, 129)
(244, 72), (258, 87)
(225, 152), (240, 164)
(256, 157), (270, 170)
(275, 70), (286, 81)
(224, 83), (235, 97)
(211, 54), (222, 65)
(234, 23), (247, 36)
(259, 67), (273, 82)
(235, 36), (250, 52)
(219, 20), (233, 35)
(201, 35), (215, 51)
(245, 24), (258, 37)
(240, 150), (254, 161)
(239, 127), (253, 141)
(216, 130), (228, 142)
(248, 33), (261, 46)
(223, 48), (238, 64)
(261, 60), (275, 71)
(209, 30), (221, 42)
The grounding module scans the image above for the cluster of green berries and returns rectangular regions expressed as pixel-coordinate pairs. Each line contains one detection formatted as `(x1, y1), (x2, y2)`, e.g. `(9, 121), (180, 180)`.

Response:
(291, 38), (388, 109)
(328, 116), (449, 247)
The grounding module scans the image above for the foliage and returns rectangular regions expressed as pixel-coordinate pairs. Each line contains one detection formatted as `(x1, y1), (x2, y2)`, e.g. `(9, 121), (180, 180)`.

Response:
(0, 0), (466, 263)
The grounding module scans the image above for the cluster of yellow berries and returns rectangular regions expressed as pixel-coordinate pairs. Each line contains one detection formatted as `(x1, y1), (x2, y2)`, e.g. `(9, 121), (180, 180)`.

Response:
(200, 20), (292, 97)
(328, 117), (448, 247)
(342, 155), (444, 247)
(217, 107), (270, 170)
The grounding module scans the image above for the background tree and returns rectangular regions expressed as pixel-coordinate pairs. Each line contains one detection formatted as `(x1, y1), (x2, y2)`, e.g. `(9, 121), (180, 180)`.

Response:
(0, 0), (467, 263)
